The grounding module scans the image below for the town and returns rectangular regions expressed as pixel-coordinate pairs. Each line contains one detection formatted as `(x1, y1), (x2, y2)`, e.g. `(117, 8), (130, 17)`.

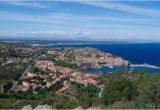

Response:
(12, 47), (129, 94)
(0, 42), (130, 109)
(1, 42), (160, 109)
(0, 42), (130, 95)
(1, 1), (160, 109)
(16, 60), (99, 94)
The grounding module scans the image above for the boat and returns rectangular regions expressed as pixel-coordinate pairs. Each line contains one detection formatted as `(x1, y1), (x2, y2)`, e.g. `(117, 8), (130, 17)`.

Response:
(109, 65), (114, 68)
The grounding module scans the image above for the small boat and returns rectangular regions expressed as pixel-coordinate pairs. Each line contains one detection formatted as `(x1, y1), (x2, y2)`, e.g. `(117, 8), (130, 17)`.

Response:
(102, 64), (114, 68)
(109, 65), (114, 68)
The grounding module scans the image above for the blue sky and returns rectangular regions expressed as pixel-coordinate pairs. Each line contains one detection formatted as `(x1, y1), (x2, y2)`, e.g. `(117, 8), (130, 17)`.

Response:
(0, 1), (160, 41)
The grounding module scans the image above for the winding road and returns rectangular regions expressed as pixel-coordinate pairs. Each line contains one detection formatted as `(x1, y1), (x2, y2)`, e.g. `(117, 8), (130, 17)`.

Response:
(96, 85), (105, 98)
(8, 54), (44, 93)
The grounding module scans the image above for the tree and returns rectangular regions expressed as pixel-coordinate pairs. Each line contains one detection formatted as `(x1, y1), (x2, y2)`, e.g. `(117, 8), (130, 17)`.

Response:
(133, 75), (160, 109)
(102, 78), (137, 105)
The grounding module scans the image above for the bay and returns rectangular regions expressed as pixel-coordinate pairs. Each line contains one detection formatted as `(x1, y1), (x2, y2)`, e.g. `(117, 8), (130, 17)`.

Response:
(42, 43), (160, 73)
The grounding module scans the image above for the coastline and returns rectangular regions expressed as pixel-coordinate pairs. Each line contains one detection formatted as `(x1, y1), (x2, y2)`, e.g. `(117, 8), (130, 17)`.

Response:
(38, 43), (160, 73)
(81, 63), (160, 74)
(36, 42), (126, 47)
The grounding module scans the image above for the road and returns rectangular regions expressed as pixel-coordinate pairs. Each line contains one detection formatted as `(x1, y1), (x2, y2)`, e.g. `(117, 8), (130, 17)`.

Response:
(8, 54), (44, 93)
(8, 65), (31, 93)
(96, 85), (105, 98)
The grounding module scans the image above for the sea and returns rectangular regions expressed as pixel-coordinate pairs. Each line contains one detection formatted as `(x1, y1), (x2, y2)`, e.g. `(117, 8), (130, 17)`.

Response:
(41, 43), (160, 73)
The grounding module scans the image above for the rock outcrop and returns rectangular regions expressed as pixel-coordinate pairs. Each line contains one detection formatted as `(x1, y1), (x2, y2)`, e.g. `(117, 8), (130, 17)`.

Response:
(22, 104), (51, 110)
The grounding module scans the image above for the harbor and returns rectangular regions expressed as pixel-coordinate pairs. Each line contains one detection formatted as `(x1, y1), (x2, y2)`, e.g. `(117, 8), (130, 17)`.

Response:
(81, 63), (160, 74)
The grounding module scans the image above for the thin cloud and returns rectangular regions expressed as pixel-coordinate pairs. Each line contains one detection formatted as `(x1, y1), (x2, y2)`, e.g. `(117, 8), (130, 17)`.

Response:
(0, 1), (50, 8)
(0, 11), (63, 24)
(0, 30), (93, 39)
(76, 1), (160, 16)
(0, 10), (157, 25)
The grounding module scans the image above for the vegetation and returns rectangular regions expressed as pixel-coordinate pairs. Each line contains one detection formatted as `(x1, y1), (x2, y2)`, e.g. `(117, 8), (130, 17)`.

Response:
(1, 70), (160, 109)
(1, 43), (160, 109)
(55, 60), (77, 69)
(103, 78), (137, 105)
(0, 63), (27, 80)
(102, 71), (160, 109)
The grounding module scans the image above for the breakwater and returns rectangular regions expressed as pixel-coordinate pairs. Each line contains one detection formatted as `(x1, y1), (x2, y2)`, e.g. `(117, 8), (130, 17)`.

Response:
(131, 63), (160, 69)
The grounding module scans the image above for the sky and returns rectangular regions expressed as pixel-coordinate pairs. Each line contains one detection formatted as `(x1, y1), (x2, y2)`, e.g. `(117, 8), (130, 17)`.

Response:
(0, 1), (160, 41)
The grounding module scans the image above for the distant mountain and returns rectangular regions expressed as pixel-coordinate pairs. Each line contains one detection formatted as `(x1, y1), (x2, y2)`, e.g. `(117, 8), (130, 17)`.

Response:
(0, 36), (160, 43)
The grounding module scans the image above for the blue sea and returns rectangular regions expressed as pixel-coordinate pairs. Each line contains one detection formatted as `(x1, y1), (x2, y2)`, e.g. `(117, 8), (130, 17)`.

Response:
(42, 43), (160, 73)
